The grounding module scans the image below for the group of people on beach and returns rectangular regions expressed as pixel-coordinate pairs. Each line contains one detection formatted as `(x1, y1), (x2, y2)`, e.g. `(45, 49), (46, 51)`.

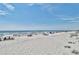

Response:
(0, 36), (14, 41)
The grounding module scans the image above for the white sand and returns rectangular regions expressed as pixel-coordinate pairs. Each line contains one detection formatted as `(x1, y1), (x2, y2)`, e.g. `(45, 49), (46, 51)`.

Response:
(0, 31), (79, 55)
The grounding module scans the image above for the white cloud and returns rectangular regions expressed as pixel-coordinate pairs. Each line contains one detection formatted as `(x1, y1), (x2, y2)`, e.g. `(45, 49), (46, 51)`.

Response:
(3, 3), (15, 11)
(60, 17), (75, 21)
(26, 3), (56, 10)
(69, 20), (79, 23)
(27, 3), (35, 6)
(26, 3), (43, 6)
(26, 3), (60, 16)
(0, 10), (8, 16)
(57, 15), (79, 22)
(0, 3), (15, 16)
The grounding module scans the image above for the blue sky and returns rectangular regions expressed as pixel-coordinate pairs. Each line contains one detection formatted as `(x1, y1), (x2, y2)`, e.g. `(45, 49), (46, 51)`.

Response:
(0, 3), (79, 30)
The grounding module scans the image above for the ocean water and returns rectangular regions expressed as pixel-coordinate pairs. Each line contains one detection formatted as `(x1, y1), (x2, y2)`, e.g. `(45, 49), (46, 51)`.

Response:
(0, 30), (74, 33)
(0, 30), (75, 36)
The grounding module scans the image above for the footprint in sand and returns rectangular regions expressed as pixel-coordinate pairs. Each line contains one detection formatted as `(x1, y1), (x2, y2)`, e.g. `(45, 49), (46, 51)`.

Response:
(64, 46), (71, 48)
(68, 41), (75, 44)
(72, 50), (79, 55)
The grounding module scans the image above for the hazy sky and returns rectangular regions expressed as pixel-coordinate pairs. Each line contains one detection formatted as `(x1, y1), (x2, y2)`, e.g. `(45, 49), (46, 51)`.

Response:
(0, 3), (79, 30)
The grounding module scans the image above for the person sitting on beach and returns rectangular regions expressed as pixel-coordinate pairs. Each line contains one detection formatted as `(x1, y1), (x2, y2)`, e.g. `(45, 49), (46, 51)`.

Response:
(27, 34), (32, 37)
(3, 37), (7, 41)
(0, 38), (2, 41)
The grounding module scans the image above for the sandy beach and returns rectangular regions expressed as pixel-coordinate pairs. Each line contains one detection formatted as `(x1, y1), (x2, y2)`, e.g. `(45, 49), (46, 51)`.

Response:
(0, 31), (79, 55)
